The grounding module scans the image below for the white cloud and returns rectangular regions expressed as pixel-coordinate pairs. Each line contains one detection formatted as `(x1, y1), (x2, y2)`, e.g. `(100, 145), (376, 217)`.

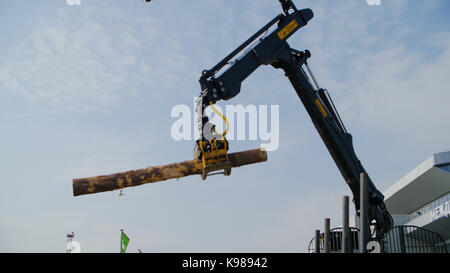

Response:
(0, 4), (188, 112)
(291, 1), (450, 154)
(336, 34), (450, 151)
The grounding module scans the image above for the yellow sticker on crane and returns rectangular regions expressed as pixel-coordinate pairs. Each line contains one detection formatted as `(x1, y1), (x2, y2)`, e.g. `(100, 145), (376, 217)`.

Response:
(315, 99), (328, 118)
(278, 19), (299, 40)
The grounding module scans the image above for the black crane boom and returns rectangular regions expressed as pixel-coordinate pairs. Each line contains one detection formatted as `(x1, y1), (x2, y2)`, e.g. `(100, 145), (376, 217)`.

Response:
(197, 1), (393, 239)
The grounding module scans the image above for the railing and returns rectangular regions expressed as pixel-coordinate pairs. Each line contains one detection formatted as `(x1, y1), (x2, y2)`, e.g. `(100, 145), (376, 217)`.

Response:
(307, 227), (360, 253)
(382, 225), (447, 253)
(308, 225), (448, 253)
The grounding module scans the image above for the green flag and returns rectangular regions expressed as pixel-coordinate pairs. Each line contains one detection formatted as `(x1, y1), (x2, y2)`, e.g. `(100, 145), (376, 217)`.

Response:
(121, 230), (130, 253)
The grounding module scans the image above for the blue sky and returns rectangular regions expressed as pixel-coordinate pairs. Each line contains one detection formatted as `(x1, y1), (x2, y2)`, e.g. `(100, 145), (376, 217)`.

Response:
(0, 0), (449, 252)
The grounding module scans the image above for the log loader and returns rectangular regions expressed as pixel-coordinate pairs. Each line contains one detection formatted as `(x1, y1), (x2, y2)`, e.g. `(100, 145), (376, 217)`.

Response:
(181, 0), (394, 240)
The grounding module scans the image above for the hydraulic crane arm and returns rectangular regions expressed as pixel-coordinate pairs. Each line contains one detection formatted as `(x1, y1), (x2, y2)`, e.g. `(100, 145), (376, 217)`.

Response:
(197, 1), (393, 238)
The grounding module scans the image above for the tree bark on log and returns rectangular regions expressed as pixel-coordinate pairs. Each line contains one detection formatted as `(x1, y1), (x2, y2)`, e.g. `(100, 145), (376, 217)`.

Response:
(73, 148), (267, 197)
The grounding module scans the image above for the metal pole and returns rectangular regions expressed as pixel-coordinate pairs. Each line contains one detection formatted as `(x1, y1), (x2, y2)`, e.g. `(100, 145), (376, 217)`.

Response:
(305, 63), (320, 90)
(324, 218), (330, 253)
(120, 229), (123, 253)
(360, 172), (370, 253)
(342, 196), (350, 253)
(315, 230), (321, 253)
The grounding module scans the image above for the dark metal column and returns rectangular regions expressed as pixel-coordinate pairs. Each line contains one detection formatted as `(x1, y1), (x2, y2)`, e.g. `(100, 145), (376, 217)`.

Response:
(342, 196), (350, 253)
(324, 218), (331, 253)
(360, 172), (370, 253)
(315, 230), (321, 253)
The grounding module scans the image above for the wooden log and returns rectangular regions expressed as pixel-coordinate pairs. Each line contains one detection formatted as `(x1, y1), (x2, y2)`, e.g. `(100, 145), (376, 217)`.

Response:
(73, 148), (267, 197)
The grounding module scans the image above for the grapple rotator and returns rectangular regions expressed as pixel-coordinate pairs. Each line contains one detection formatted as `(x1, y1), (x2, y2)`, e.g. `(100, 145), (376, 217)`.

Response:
(194, 99), (232, 181)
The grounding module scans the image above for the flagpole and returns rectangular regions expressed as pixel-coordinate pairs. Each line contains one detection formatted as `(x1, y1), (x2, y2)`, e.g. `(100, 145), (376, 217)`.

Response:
(120, 229), (123, 253)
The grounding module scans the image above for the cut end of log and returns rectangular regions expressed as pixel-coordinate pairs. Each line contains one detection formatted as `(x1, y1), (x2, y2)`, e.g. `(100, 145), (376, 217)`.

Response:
(73, 148), (268, 197)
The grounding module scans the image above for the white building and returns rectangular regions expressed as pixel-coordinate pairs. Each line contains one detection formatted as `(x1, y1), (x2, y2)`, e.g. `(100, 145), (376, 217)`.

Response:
(383, 151), (450, 251)
(308, 151), (449, 253)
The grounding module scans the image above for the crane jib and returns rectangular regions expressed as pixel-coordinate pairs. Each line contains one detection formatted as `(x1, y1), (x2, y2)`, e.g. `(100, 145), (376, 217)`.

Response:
(196, 2), (393, 238)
